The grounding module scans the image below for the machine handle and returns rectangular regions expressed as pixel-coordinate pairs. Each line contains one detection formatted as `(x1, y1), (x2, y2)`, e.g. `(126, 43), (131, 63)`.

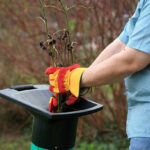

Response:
(10, 85), (36, 91)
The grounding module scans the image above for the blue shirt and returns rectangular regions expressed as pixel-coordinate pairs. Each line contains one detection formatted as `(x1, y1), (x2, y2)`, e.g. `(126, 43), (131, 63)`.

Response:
(119, 0), (150, 138)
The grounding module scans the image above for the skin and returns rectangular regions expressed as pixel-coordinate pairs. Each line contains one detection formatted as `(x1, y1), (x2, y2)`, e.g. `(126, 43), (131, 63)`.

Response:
(80, 38), (150, 88)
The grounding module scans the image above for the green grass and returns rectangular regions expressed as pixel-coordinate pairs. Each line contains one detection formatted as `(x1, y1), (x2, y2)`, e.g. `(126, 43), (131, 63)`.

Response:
(0, 134), (129, 150)
(76, 140), (129, 150)
(0, 135), (31, 150)
(76, 142), (116, 150)
(0, 126), (129, 150)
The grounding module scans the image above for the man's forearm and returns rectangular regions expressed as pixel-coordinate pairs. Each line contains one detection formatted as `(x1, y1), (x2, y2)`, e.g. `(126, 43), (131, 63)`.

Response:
(90, 38), (126, 67)
(81, 48), (142, 87)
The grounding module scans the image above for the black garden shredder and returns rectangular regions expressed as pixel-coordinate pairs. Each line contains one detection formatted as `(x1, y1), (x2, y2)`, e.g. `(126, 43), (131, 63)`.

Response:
(0, 84), (103, 150)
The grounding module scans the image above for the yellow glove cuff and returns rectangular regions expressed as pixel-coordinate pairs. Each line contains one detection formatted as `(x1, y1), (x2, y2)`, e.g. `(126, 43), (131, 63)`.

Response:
(69, 68), (86, 97)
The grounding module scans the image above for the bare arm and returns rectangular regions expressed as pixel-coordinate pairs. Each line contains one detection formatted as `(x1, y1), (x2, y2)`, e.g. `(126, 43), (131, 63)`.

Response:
(90, 38), (126, 67)
(81, 47), (150, 87)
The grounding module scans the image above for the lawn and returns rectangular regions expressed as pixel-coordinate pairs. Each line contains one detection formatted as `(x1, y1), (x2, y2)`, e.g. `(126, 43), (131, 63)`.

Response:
(0, 132), (129, 150)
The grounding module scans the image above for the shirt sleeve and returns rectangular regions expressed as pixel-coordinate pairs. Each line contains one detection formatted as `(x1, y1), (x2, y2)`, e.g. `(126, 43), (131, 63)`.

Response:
(119, 9), (139, 45)
(127, 2), (150, 54)
(119, 21), (130, 45)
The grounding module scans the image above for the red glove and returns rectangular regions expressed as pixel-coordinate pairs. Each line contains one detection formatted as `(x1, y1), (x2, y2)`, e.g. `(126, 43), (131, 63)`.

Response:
(49, 93), (58, 113)
(63, 92), (78, 105)
(49, 92), (78, 113)
(45, 64), (86, 97)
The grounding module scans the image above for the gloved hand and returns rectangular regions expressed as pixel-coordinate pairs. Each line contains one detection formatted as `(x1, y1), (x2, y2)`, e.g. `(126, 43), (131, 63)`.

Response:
(49, 93), (58, 113)
(49, 92), (78, 113)
(45, 64), (86, 97)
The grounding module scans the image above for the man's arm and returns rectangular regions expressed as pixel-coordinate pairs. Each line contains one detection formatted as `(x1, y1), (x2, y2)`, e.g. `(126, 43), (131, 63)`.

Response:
(81, 47), (150, 87)
(90, 38), (126, 67)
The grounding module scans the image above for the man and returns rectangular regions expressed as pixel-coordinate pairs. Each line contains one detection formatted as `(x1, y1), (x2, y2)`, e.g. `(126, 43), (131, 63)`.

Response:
(46, 0), (150, 149)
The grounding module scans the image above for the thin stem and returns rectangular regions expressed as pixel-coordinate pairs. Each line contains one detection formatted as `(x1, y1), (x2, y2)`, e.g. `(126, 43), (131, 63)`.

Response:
(39, 0), (49, 37)
(58, 0), (74, 64)
(61, 91), (70, 107)
(57, 94), (60, 112)
(70, 49), (74, 65)
(59, 0), (70, 42)
(49, 46), (56, 67)
(57, 93), (62, 112)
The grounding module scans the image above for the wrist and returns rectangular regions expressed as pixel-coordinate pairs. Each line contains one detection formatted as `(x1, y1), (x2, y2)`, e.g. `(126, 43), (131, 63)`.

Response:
(80, 69), (89, 88)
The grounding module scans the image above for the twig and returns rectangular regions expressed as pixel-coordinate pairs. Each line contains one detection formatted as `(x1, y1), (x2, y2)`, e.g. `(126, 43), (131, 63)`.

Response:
(58, 0), (74, 64)
(39, 0), (49, 37)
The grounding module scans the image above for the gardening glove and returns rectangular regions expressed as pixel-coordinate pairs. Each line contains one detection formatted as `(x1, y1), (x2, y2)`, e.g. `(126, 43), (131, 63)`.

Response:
(45, 64), (86, 97)
(63, 92), (78, 105)
(49, 93), (58, 113)
(49, 92), (78, 113)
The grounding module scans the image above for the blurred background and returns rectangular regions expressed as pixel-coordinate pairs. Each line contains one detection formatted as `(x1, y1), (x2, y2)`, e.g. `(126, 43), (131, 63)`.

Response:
(0, 0), (137, 149)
